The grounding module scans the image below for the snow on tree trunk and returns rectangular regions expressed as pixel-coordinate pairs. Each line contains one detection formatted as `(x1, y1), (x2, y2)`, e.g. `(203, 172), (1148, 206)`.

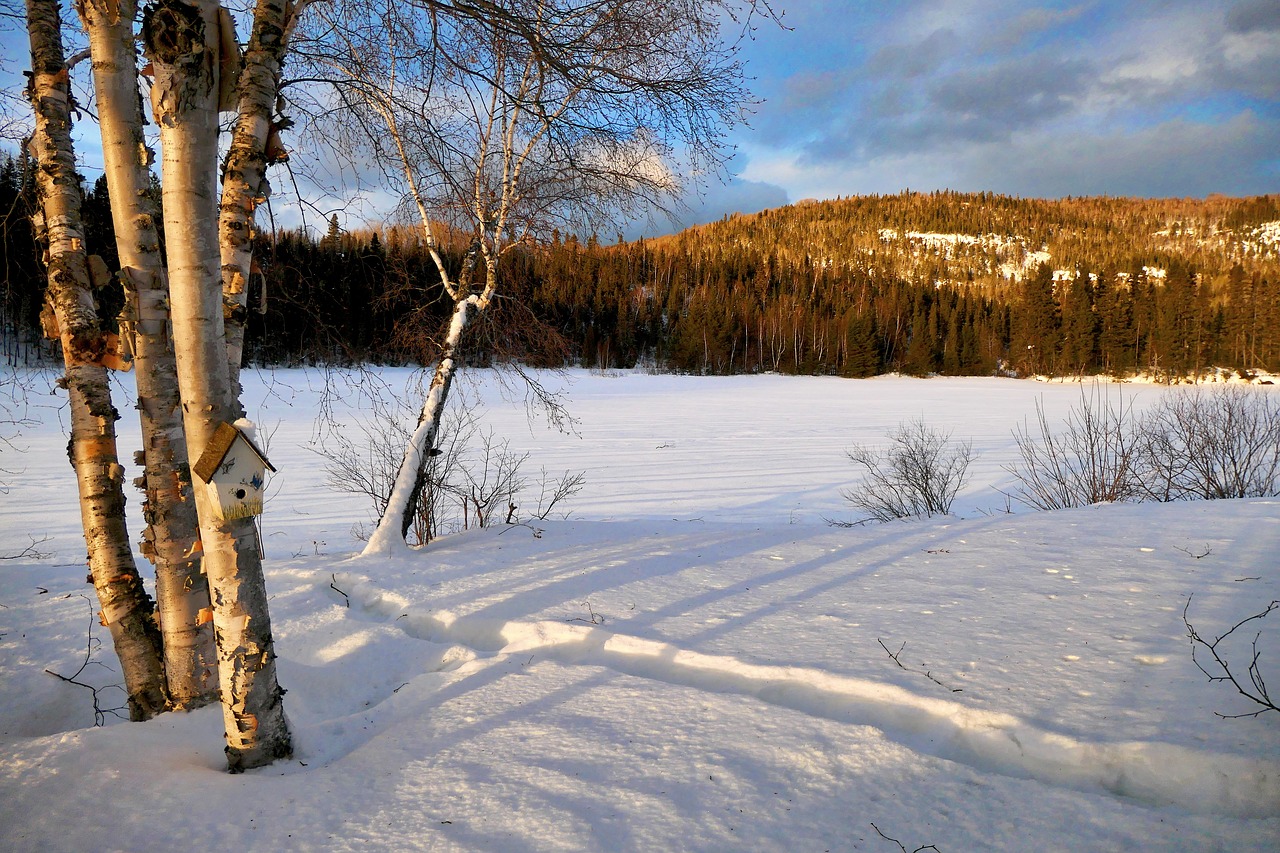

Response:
(219, 0), (308, 399)
(25, 0), (168, 720)
(144, 0), (291, 770)
(78, 0), (218, 711)
(363, 296), (480, 556)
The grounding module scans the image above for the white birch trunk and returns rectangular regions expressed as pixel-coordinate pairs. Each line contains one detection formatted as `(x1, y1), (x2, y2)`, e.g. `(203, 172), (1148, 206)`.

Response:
(219, 0), (308, 397)
(363, 295), (481, 555)
(78, 0), (218, 710)
(144, 0), (291, 770)
(26, 0), (168, 720)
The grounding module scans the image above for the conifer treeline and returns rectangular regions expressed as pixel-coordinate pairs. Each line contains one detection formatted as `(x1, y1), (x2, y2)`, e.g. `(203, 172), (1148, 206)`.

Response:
(239, 191), (1280, 378)
(5, 167), (1279, 378)
(1, 155), (45, 365)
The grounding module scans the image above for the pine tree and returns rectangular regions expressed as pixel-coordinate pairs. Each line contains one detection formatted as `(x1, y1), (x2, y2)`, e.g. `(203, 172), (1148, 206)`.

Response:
(1012, 264), (1060, 375)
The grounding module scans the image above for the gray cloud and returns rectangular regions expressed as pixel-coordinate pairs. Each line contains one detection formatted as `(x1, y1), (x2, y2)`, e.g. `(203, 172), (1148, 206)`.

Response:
(1227, 0), (1280, 34)
(1211, 19), (1280, 100)
(982, 4), (1090, 53)
(865, 28), (958, 79)
(625, 176), (790, 239)
(795, 52), (1096, 166)
(928, 55), (1093, 126)
(954, 112), (1280, 198)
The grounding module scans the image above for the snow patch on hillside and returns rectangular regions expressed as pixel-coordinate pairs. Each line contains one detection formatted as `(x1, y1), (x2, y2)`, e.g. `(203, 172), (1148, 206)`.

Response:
(1251, 220), (1280, 247)
(877, 229), (1052, 282)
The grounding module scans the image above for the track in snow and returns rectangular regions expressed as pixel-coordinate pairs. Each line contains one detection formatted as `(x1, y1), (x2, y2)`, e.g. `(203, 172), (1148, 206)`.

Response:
(326, 570), (1279, 819)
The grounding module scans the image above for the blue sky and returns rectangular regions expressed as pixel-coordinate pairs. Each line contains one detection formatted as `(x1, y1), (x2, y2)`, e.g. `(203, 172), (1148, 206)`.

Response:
(3, 1), (1278, 237)
(667, 0), (1280, 232)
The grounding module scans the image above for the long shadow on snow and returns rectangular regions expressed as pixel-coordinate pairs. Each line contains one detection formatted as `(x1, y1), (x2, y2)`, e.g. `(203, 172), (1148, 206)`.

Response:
(321, 516), (1280, 819)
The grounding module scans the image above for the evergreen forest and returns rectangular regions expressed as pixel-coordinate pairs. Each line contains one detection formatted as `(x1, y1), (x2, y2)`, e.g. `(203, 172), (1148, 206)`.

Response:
(5, 158), (1278, 381)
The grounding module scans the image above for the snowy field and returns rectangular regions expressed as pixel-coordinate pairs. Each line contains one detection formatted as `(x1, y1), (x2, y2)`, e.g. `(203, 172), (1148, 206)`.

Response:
(1, 368), (1278, 852)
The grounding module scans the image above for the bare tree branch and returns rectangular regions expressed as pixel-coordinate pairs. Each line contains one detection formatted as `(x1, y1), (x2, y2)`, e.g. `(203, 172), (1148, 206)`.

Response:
(1184, 594), (1279, 718)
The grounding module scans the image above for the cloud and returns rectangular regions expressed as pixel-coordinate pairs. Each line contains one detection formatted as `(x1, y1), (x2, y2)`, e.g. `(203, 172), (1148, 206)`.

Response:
(963, 112), (1280, 198)
(791, 51), (1096, 166)
(982, 4), (1090, 52)
(747, 111), (1279, 202)
(1214, 29), (1280, 100)
(625, 175), (790, 239)
(1226, 0), (1280, 34)
(926, 54), (1093, 127)
(865, 28), (959, 79)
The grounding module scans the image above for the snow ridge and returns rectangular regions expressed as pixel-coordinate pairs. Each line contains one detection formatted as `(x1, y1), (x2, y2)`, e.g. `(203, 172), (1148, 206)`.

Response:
(330, 570), (1279, 819)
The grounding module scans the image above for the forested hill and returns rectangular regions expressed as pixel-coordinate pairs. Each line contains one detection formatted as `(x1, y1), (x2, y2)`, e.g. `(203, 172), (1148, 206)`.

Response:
(649, 190), (1280, 296)
(4, 164), (1279, 379)
(518, 190), (1280, 377)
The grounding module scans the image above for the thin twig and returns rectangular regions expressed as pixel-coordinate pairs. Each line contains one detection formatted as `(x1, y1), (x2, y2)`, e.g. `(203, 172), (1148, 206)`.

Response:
(43, 595), (129, 726)
(870, 822), (940, 853)
(1183, 594), (1278, 718)
(330, 574), (350, 608)
(0, 534), (52, 560)
(498, 521), (543, 538)
(566, 600), (604, 625)
(878, 638), (962, 692)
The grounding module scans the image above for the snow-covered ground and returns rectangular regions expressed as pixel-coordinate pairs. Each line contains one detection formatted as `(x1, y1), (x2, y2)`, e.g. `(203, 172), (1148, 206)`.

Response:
(1, 368), (1277, 852)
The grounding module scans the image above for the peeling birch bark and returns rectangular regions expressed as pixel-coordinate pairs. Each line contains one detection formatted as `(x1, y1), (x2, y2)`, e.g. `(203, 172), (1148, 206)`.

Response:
(219, 0), (309, 400)
(78, 0), (218, 710)
(26, 0), (168, 720)
(143, 0), (291, 770)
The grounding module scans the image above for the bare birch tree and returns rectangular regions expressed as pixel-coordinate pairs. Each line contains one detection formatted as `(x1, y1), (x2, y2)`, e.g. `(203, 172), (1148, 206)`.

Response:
(302, 0), (759, 553)
(76, 0), (218, 710)
(142, 0), (290, 769)
(25, 0), (168, 719)
(219, 0), (311, 396)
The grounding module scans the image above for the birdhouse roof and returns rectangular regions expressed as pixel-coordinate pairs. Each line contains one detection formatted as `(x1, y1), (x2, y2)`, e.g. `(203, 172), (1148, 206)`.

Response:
(192, 421), (276, 483)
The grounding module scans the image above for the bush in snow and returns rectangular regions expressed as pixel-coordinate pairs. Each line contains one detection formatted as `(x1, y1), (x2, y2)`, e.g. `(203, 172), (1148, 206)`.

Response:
(840, 419), (974, 523)
(319, 391), (584, 545)
(1006, 384), (1280, 510)
(1136, 385), (1280, 501)
(1005, 385), (1143, 511)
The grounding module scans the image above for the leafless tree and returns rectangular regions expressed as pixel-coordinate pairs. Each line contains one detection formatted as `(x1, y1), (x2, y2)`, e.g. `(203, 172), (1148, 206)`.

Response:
(78, 0), (216, 710)
(293, 1), (769, 553)
(24, 0), (168, 719)
(143, 0), (292, 769)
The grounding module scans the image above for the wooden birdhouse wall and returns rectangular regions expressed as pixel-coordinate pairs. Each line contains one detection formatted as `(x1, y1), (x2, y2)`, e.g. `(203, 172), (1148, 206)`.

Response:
(192, 422), (275, 522)
(205, 444), (268, 521)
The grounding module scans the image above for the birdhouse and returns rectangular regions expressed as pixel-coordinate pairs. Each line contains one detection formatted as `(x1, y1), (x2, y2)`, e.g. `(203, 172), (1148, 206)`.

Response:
(191, 421), (276, 522)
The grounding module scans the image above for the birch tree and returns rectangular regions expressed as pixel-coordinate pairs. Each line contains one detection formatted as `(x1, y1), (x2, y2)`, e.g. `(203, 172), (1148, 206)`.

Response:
(305, 0), (758, 553)
(76, 0), (218, 710)
(219, 0), (311, 397)
(142, 0), (290, 769)
(25, 0), (168, 719)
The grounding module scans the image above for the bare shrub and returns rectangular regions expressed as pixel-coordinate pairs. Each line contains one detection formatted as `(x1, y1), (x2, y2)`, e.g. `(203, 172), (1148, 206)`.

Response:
(533, 468), (587, 521)
(1005, 385), (1142, 511)
(320, 392), (478, 545)
(1137, 385), (1280, 501)
(319, 387), (584, 543)
(840, 419), (974, 523)
(457, 430), (529, 529)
